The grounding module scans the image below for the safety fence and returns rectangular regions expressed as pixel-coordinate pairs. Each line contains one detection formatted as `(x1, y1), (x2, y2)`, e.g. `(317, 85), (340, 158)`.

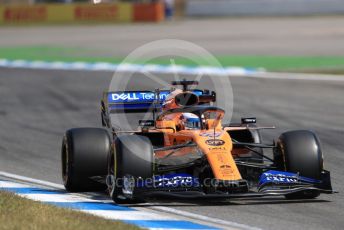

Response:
(0, 2), (164, 24)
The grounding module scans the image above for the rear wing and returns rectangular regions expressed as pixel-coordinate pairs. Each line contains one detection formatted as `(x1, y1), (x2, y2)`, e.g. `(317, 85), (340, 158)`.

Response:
(101, 89), (215, 114)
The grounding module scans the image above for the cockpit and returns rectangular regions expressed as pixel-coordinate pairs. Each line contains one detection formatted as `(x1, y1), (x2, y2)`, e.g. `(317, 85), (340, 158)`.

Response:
(157, 106), (224, 131)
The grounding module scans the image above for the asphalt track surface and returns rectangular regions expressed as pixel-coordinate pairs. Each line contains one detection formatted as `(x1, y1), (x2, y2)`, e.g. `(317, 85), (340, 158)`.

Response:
(0, 67), (343, 230)
(1, 17), (344, 56)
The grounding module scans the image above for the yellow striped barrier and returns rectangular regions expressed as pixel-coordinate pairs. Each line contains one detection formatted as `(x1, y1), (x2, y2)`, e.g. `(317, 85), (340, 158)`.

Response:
(0, 3), (162, 25)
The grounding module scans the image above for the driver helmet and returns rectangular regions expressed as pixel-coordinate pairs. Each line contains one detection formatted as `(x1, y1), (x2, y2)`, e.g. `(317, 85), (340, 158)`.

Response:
(180, 113), (200, 130)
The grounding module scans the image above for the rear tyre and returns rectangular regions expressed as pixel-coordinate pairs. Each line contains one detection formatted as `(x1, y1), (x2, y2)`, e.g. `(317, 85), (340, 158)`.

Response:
(227, 126), (263, 186)
(62, 128), (110, 192)
(108, 135), (153, 204)
(227, 126), (264, 162)
(274, 130), (323, 199)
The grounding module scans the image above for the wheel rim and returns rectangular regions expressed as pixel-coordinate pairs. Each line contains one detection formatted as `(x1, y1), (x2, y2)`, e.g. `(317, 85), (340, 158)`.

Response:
(108, 153), (116, 197)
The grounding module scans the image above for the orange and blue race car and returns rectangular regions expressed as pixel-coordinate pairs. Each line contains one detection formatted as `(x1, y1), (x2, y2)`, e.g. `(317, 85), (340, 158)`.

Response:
(61, 80), (334, 203)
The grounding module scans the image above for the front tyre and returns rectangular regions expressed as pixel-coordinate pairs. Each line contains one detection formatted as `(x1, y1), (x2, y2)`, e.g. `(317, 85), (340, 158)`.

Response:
(62, 128), (110, 192)
(108, 135), (153, 204)
(274, 130), (323, 199)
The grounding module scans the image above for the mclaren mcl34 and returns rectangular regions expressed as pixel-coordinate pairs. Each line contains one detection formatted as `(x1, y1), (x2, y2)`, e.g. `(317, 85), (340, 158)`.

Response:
(61, 80), (334, 203)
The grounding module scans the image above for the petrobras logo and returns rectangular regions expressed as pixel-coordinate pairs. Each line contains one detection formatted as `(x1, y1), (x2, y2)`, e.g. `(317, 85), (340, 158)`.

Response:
(108, 91), (170, 103)
(258, 170), (299, 186)
(154, 173), (199, 188)
(263, 173), (298, 183)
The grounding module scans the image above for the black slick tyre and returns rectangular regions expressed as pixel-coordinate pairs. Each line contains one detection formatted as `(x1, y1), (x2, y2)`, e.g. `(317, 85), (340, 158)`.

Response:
(108, 135), (153, 204)
(61, 128), (110, 192)
(274, 130), (323, 199)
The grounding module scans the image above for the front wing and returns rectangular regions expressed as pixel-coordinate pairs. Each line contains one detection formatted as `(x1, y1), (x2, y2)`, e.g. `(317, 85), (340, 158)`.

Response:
(127, 170), (335, 199)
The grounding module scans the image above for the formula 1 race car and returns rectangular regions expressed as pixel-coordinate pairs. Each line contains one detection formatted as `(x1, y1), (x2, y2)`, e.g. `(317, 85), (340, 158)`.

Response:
(61, 80), (334, 203)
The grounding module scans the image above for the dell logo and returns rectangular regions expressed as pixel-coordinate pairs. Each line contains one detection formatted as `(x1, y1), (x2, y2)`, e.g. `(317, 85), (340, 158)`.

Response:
(111, 93), (139, 101)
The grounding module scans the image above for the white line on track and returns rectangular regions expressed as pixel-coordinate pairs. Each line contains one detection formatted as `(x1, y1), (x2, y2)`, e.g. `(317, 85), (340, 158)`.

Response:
(0, 171), (260, 230)
(84, 210), (177, 221)
(18, 193), (98, 203)
(0, 171), (64, 189)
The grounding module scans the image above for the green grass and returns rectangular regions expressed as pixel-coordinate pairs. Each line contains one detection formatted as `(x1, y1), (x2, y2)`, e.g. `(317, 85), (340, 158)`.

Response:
(0, 191), (142, 230)
(1, 46), (344, 72)
(0, 46), (122, 63)
(209, 55), (344, 71)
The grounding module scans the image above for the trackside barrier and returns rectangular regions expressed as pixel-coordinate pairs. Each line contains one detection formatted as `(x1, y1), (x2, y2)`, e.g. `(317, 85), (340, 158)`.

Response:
(133, 2), (164, 22)
(0, 2), (164, 24)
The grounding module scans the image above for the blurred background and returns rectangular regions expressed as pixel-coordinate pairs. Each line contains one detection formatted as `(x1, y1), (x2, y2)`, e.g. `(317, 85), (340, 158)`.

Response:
(0, 0), (344, 73)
